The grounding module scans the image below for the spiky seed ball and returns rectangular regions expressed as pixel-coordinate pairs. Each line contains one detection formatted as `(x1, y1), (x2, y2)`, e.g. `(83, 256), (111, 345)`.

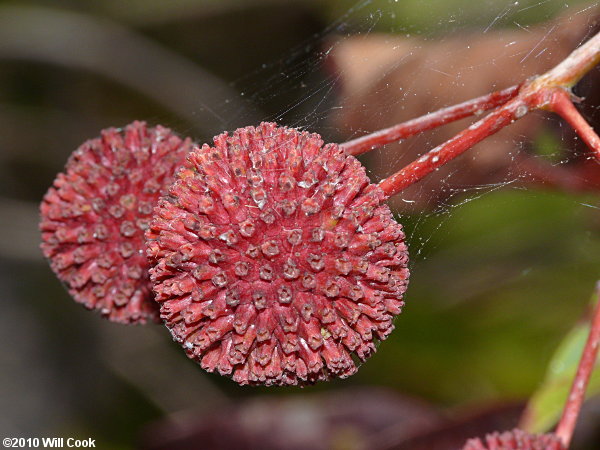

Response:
(463, 429), (566, 450)
(146, 122), (409, 386)
(40, 121), (193, 324)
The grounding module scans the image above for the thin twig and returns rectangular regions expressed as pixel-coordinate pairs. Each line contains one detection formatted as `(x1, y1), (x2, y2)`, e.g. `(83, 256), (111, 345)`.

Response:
(339, 85), (520, 156)
(365, 29), (600, 197)
(554, 284), (600, 448)
(377, 98), (524, 197)
(548, 89), (600, 157)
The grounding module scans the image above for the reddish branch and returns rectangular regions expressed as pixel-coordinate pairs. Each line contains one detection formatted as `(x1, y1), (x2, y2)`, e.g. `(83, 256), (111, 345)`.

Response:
(554, 285), (600, 448)
(550, 89), (600, 153)
(462, 284), (600, 449)
(339, 85), (520, 157)
(339, 31), (600, 200)
(377, 99), (522, 196)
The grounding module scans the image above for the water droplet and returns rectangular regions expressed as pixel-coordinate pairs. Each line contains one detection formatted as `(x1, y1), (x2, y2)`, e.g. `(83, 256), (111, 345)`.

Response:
(515, 104), (529, 119)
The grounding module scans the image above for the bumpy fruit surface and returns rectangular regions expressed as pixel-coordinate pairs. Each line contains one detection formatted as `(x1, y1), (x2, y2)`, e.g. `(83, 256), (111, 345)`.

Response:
(147, 122), (409, 385)
(463, 429), (566, 450)
(40, 121), (192, 324)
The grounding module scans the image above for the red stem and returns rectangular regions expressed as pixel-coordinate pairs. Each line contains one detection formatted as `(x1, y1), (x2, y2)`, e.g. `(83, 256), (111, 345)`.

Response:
(376, 85), (600, 198)
(339, 85), (520, 156)
(555, 285), (600, 448)
(548, 89), (600, 160)
(377, 97), (525, 197)
(338, 30), (600, 199)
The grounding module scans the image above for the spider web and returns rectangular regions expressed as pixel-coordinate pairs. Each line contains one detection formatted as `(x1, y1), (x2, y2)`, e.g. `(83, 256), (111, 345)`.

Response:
(3, 0), (600, 440)
(194, 0), (600, 262)
(194, 0), (600, 401)
(161, 0), (600, 409)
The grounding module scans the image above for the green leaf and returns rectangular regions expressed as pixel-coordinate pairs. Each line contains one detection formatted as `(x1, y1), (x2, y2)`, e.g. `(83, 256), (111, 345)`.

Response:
(521, 294), (600, 434)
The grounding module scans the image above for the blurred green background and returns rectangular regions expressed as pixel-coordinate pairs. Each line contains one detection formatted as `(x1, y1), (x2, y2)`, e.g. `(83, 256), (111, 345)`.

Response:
(1, 0), (599, 449)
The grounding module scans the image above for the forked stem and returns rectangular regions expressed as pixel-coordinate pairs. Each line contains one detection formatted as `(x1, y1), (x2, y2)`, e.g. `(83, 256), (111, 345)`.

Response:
(548, 89), (600, 157)
(555, 284), (600, 448)
(337, 30), (600, 199)
(377, 97), (525, 197)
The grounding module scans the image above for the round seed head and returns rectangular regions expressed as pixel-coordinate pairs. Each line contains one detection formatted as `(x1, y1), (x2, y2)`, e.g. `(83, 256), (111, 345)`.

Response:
(463, 429), (566, 450)
(40, 121), (192, 324)
(147, 122), (409, 385)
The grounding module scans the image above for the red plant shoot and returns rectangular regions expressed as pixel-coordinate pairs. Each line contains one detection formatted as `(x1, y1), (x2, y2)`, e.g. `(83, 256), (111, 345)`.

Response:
(462, 284), (600, 449)
(554, 283), (600, 448)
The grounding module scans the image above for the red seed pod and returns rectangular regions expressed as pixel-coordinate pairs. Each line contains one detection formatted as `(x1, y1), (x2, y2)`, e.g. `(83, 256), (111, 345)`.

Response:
(147, 122), (409, 385)
(40, 121), (193, 324)
(463, 429), (566, 450)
